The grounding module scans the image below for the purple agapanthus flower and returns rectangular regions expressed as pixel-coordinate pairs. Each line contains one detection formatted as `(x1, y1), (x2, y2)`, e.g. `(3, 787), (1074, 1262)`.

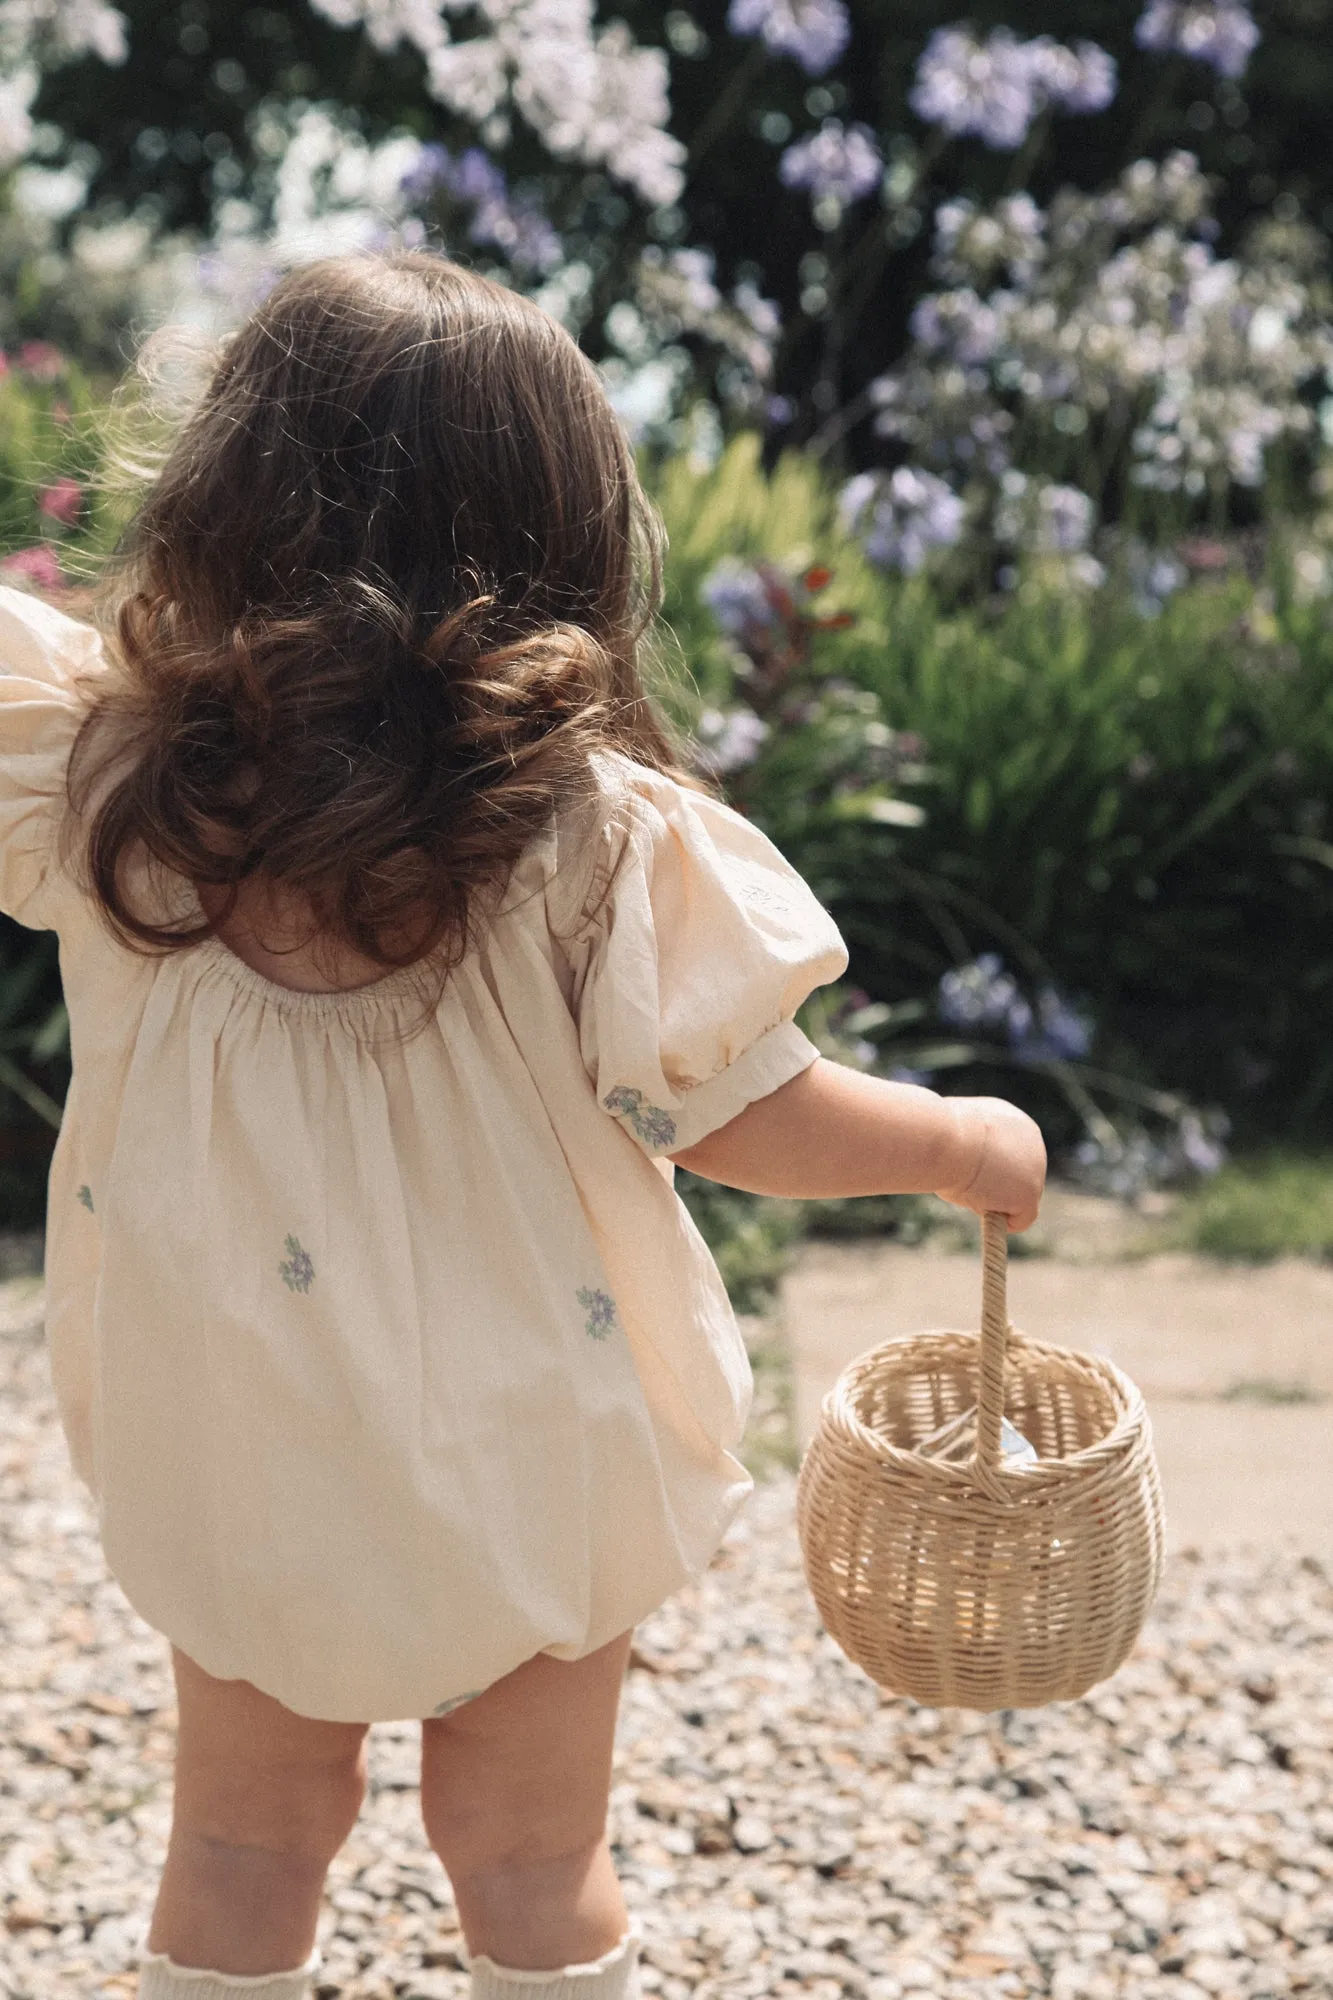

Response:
(938, 955), (1093, 1063)
(910, 25), (1117, 150)
(938, 953), (1028, 1036)
(839, 467), (965, 574)
(1028, 36), (1118, 113)
(727, 0), (850, 76)
(694, 707), (771, 776)
(702, 560), (778, 641)
(1036, 484), (1095, 555)
(780, 119), (883, 204)
(1135, 0), (1259, 78)
(1014, 988), (1094, 1064)
(401, 145), (562, 272)
(909, 288), (1001, 366)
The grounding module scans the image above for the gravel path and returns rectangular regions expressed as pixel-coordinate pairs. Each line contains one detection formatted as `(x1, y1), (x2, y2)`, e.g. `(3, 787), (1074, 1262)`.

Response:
(1, 1294), (1331, 2000)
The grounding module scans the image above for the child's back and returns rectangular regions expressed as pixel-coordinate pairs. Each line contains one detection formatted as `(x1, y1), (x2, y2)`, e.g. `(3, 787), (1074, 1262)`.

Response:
(0, 253), (1042, 1999)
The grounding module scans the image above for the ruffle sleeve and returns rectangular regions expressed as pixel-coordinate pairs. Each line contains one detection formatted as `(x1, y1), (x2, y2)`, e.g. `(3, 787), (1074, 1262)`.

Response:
(559, 758), (849, 1158)
(0, 585), (106, 929)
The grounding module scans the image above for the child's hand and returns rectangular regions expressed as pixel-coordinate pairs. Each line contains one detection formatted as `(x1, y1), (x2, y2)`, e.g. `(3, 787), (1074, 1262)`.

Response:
(936, 1096), (1046, 1233)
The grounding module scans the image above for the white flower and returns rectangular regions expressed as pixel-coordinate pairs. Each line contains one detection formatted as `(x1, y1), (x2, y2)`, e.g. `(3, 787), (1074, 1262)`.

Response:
(695, 707), (770, 775)
(308, 0), (447, 54)
(319, 0), (686, 207)
(0, 0), (128, 66)
(426, 39), (509, 119)
(0, 63), (35, 170)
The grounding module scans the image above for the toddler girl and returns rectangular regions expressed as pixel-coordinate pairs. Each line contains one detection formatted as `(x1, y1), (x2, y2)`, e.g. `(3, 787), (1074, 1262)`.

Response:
(0, 253), (1044, 2000)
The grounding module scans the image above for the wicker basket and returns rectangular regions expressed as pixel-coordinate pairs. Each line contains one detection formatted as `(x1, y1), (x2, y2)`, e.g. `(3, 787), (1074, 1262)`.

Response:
(795, 1212), (1166, 1710)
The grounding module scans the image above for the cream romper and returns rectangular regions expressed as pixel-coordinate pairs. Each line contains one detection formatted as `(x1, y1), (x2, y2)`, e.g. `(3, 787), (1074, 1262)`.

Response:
(0, 584), (848, 1722)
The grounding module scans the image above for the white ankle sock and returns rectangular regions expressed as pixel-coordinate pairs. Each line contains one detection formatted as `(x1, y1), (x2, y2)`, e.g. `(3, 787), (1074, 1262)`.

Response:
(137, 1947), (321, 2000)
(464, 1925), (643, 2000)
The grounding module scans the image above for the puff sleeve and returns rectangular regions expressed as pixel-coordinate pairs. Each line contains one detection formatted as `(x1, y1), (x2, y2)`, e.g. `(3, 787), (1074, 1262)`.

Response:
(565, 761), (849, 1158)
(0, 585), (106, 929)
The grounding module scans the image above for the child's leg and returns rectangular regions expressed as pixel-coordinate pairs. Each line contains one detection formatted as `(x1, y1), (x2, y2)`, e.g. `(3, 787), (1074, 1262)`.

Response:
(421, 1628), (635, 1973)
(147, 1646), (370, 1976)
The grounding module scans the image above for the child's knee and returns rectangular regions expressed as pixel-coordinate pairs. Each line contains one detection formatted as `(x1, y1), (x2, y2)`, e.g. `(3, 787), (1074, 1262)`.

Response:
(175, 1729), (370, 1865)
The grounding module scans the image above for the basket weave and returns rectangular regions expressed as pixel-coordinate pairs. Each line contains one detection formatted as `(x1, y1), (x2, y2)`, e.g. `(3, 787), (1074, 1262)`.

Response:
(795, 1212), (1166, 1710)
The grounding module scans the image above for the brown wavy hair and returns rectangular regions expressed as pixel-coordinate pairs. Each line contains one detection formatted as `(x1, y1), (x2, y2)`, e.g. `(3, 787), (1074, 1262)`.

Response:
(62, 251), (683, 979)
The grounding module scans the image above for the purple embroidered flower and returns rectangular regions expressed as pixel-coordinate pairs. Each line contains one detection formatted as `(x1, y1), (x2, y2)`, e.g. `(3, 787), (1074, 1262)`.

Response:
(602, 1086), (678, 1151)
(1135, 1), (1259, 78)
(576, 1287), (621, 1340)
(727, 0), (850, 76)
(279, 1234), (315, 1294)
(430, 1688), (484, 1716)
(779, 120), (882, 205)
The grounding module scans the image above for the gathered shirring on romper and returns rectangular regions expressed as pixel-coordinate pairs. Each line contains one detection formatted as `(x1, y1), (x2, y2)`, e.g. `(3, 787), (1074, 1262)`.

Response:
(0, 584), (849, 1722)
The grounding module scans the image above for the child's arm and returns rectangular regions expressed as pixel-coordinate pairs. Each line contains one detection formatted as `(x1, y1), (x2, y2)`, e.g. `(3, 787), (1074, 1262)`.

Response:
(670, 1058), (1046, 1231)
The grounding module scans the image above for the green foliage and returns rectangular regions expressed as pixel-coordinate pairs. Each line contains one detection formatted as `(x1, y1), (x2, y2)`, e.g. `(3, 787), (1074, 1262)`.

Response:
(674, 1171), (806, 1317)
(1169, 1154), (1333, 1264)
(649, 437), (1333, 1149)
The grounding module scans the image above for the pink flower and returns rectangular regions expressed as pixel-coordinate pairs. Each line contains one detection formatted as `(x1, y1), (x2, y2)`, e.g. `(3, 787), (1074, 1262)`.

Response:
(39, 476), (83, 526)
(17, 341), (66, 382)
(0, 352), (9, 378)
(0, 543), (64, 590)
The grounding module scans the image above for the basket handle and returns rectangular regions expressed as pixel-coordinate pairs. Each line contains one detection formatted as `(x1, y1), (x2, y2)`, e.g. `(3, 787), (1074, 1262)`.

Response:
(974, 1211), (1010, 1473)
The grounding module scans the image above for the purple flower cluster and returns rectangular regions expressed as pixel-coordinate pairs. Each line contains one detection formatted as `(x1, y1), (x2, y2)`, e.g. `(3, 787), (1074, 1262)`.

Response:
(694, 707), (771, 775)
(911, 26), (1117, 151)
(1072, 1109), (1228, 1195)
(938, 954), (1093, 1064)
(402, 145), (561, 271)
(702, 560), (779, 646)
(780, 119), (882, 206)
(1036, 483), (1095, 556)
(727, 0), (850, 77)
(839, 467), (965, 575)
(1135, 1), (1259, 78)
(909, 288), (1001, 366)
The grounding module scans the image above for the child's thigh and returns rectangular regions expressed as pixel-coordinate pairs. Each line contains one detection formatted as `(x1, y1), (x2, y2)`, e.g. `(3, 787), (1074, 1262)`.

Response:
(419, 1628), (634, 1873)
(170, 1648), (371, 1846)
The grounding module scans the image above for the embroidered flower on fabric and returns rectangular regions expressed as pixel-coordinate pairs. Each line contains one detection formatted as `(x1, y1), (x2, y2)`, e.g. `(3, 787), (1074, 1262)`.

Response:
(431, 1689), (484, 1717)
(279, 1234), (315, 1293)
(76, 1184), (94, 1212)
(602, 1084), (678, 1151)
(576, 1286), (620, 1340)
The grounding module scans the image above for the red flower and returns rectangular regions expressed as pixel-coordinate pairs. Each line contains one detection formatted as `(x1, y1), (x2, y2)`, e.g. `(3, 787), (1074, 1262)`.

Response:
(39, 476), (83, 526)
(0, 543), (64, 590)
(17, 341), (66, 382)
